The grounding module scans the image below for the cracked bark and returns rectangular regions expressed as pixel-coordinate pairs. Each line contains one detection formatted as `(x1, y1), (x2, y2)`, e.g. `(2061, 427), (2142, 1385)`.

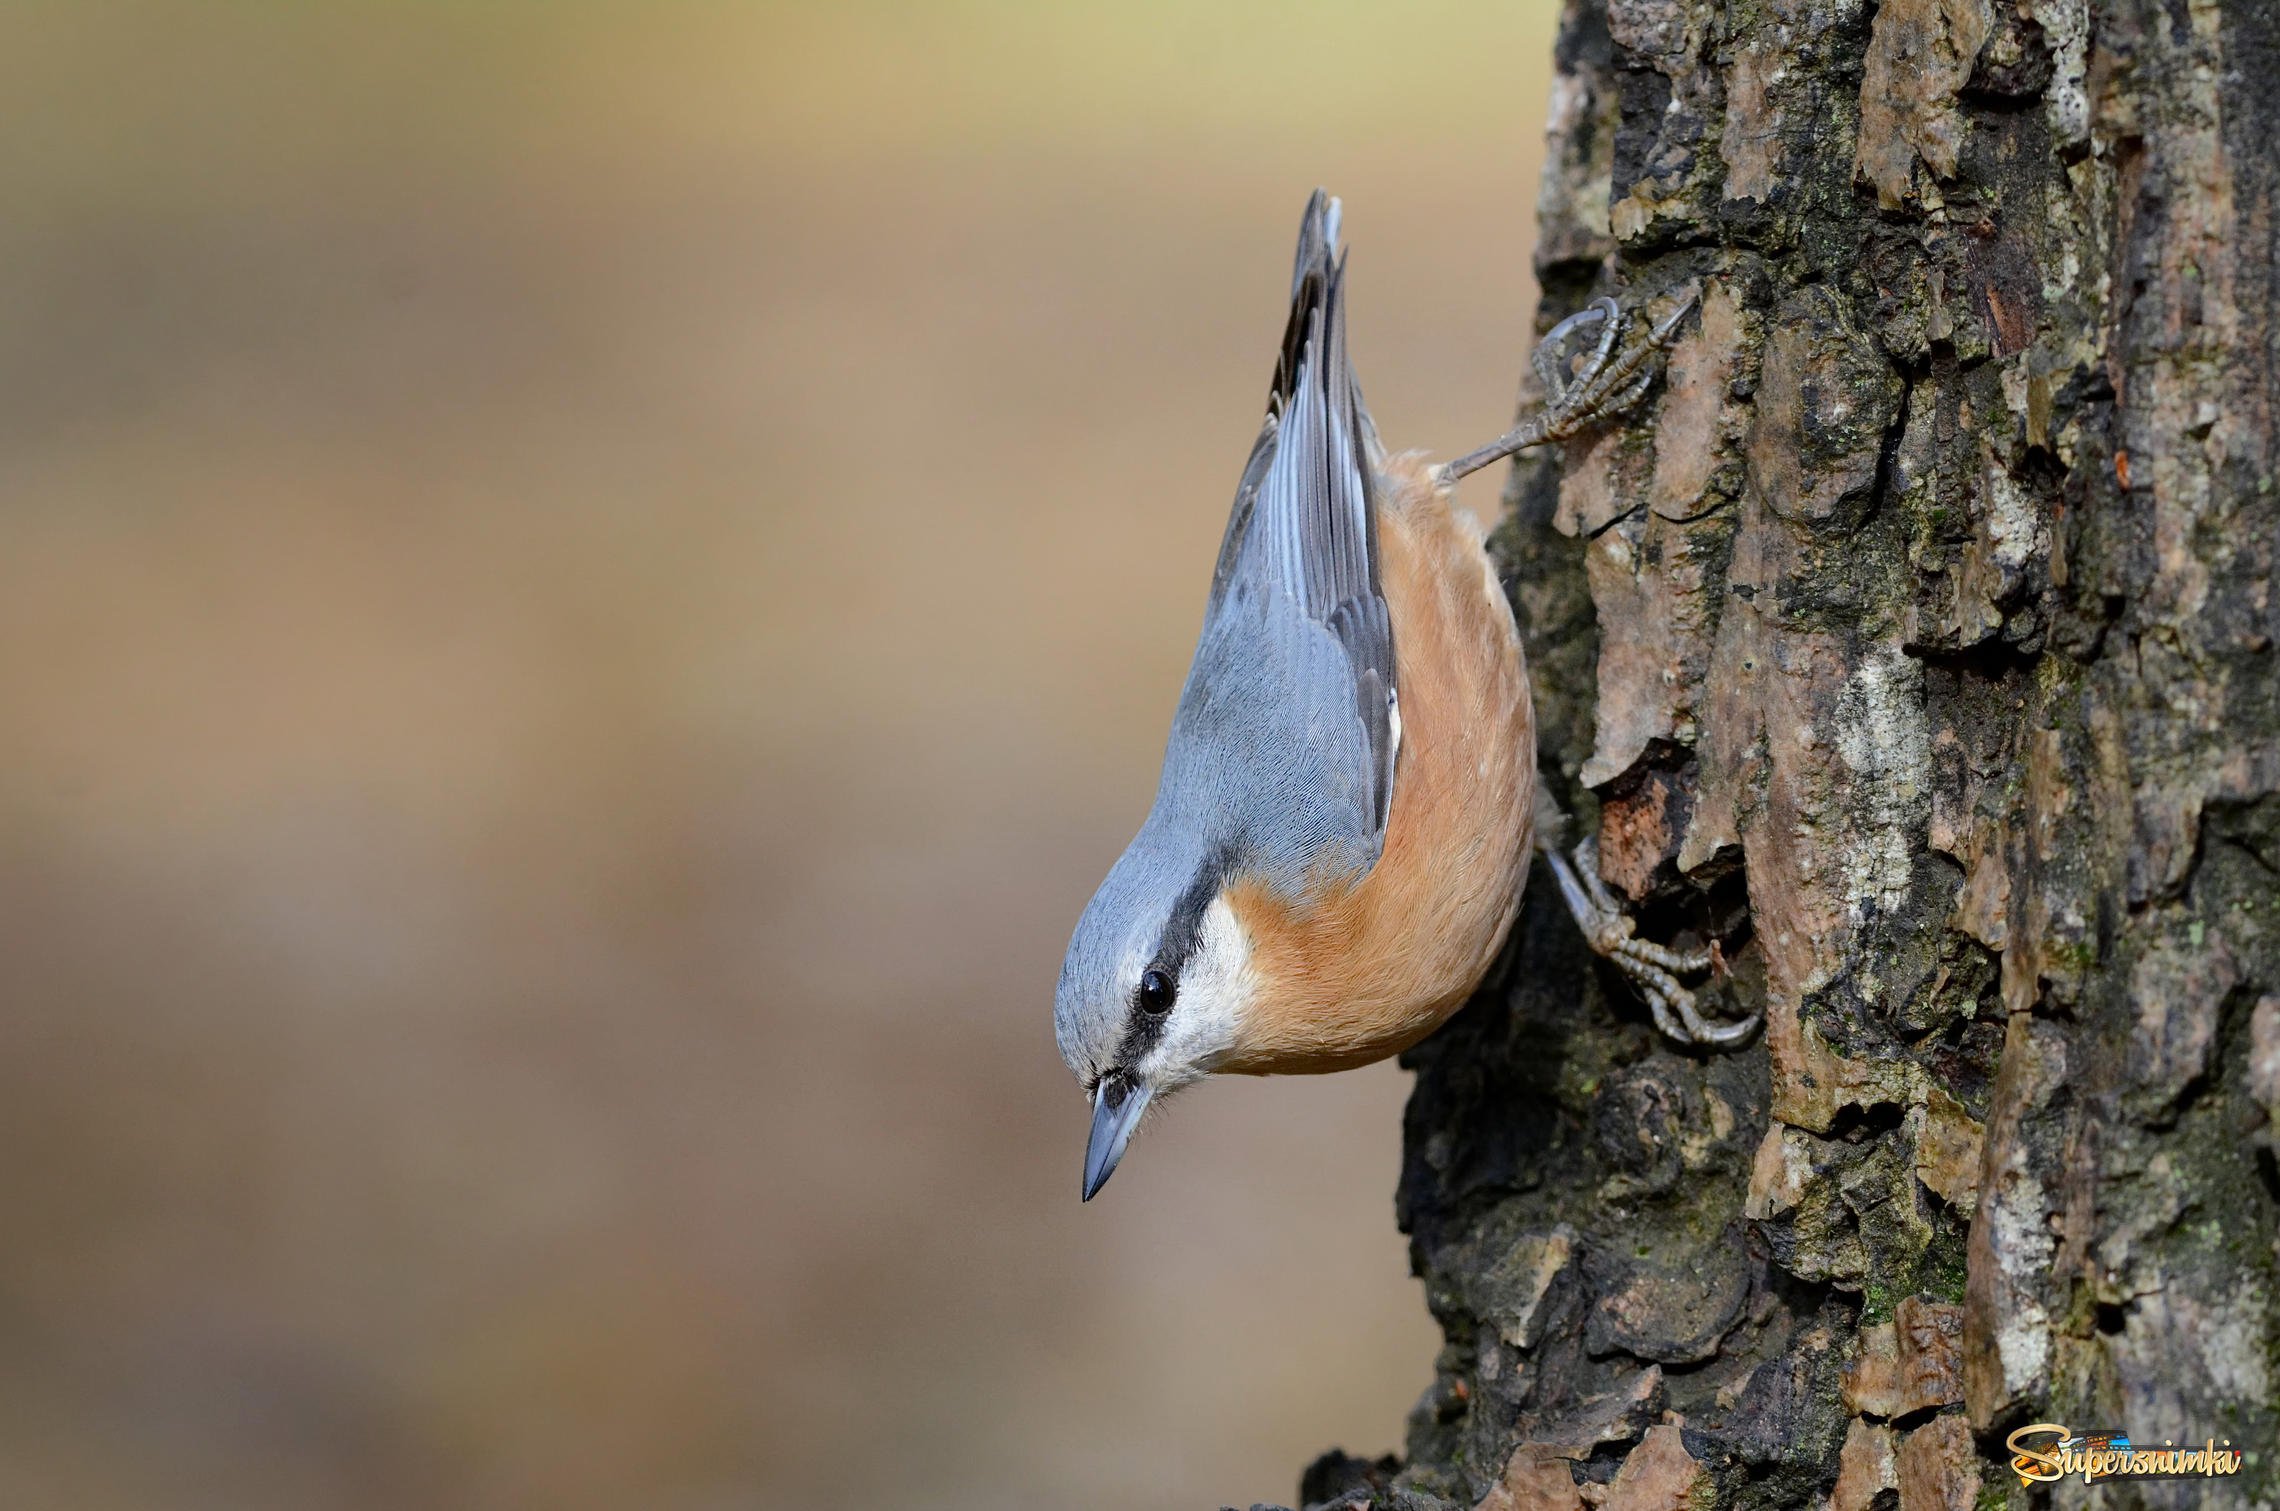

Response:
(1264, 0), (2279, 1507)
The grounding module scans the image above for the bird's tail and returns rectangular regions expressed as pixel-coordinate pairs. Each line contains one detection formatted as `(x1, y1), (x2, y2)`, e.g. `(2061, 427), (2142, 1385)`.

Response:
(1268, 189), (1372, 452)
(1210, 189), (1384, 618)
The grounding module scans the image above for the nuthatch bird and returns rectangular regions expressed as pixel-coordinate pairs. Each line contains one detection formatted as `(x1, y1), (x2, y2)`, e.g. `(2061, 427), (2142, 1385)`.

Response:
(1057, 191), (1750, 1201)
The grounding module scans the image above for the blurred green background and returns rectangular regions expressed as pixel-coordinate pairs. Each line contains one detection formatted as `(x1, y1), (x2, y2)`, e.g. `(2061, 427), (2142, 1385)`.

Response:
(0, 3), (1557, 1507)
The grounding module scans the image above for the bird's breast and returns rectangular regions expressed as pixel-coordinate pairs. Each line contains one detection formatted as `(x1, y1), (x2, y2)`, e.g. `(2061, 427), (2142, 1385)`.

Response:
(1219, 456), (1537, 1075)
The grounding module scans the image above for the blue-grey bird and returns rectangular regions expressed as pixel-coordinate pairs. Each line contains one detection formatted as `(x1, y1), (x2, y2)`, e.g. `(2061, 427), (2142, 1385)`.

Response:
(1057, 191), (1733, 1201)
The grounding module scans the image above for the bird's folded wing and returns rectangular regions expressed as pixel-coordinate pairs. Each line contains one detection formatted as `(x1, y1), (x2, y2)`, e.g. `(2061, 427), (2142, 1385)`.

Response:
(1201, 191), (1398, 860)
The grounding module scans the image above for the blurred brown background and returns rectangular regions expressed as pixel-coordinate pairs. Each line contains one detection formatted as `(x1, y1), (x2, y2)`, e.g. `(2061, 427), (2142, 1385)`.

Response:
(0, 4), (1556, 1507)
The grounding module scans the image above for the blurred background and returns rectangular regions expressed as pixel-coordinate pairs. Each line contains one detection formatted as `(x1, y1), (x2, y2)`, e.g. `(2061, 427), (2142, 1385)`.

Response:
(0, 3), (1557, 1507)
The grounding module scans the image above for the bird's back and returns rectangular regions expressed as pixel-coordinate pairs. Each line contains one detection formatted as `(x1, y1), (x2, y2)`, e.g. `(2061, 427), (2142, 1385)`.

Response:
(1156, 190), (1396, 899)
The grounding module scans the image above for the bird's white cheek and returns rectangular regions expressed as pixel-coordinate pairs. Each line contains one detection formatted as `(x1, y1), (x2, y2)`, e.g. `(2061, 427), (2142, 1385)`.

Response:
(1148, 896), (1256, 1084)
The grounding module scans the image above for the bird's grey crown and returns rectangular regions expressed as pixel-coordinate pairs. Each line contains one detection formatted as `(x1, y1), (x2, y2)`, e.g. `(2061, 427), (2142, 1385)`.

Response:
(1055, 822), (1215, 1078)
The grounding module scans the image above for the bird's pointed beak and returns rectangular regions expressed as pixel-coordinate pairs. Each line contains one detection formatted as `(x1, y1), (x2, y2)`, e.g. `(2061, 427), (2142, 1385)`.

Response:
(1081, 1073), (1152, 1201)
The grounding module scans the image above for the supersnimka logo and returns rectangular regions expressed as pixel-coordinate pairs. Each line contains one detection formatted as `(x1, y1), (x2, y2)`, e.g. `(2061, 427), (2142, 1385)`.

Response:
(2004, 1423), (2246, 1487)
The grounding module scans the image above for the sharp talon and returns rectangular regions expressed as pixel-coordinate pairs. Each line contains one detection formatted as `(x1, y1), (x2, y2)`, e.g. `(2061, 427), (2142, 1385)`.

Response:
(1541, 300), (1612, 349)
(1649, 287), (1698, 345)
(1688, 1008), (1761, 1049)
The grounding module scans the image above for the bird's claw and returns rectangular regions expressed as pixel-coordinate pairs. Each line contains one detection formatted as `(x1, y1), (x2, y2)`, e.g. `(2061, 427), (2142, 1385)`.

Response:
(1526, 288), (1695, 445)
(1545, 834), (1757, 1050)
(1439, 287), (1697, 483)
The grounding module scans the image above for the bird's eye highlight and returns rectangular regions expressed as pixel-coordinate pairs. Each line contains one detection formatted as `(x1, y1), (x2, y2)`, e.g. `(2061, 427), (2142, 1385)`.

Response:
(1137, 968), (1176, 1015)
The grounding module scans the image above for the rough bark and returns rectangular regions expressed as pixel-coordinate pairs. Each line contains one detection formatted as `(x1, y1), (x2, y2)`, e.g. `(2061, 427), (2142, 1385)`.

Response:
(1266, 0), (2280, 1507)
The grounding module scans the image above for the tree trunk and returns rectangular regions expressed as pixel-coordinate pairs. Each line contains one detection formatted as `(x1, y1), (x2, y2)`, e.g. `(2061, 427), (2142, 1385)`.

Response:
(1284, 0), (2280, 1507)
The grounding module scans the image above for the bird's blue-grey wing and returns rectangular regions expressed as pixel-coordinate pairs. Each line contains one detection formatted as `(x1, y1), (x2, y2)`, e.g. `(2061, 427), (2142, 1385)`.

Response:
(1177, 191), (1398, 883)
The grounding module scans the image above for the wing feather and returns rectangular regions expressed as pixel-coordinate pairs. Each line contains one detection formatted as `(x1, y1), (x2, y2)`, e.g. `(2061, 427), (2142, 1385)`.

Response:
(1207, 190), (1399, 841)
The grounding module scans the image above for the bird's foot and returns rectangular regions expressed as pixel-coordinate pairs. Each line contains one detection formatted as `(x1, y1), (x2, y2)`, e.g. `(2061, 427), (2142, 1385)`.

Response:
(1544, 834), (1757, 1049)
(1441, 287), (1696, 482)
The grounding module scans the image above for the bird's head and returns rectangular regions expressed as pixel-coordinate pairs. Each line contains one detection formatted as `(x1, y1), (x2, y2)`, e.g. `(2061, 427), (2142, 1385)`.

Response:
(1054, 828), (1256, 1200)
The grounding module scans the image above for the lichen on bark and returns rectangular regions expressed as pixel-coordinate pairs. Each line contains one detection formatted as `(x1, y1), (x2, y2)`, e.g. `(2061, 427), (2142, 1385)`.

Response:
(1260, 0), (2280, 1507)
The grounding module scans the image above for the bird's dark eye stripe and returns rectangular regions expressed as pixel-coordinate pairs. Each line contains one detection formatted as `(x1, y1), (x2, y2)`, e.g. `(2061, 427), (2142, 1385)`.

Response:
(1137, 968), (1176, 1015)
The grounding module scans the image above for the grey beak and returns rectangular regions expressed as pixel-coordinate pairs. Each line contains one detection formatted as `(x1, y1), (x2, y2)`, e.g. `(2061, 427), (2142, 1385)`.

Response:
(1081, 1073), (1152, 1201)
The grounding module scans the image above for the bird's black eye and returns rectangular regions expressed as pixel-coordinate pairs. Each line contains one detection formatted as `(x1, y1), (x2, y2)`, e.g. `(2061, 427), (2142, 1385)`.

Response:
(1137, 968), (1176, 1016)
